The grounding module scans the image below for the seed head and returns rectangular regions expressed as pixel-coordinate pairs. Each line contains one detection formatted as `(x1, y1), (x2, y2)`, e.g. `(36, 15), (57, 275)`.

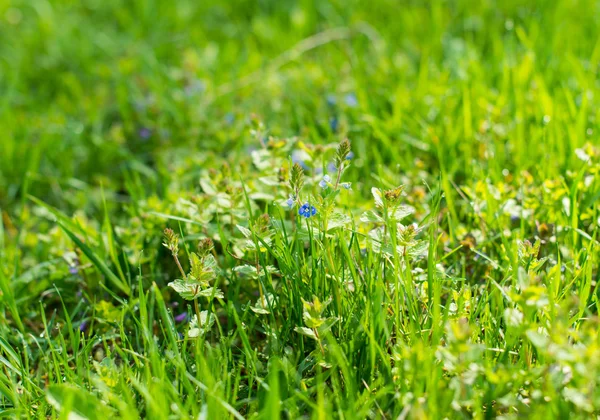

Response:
(198, 238), (214, 257)
(384, 186), (404, 203)
(334, 139), (352, 169)
(290, 163), (305, 194)
(163, 228), (179, 255)
(255, 213), (271, 233)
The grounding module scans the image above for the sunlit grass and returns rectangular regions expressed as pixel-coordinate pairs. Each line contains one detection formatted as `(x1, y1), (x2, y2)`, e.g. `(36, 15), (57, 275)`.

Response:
(1, 0), (600, 418)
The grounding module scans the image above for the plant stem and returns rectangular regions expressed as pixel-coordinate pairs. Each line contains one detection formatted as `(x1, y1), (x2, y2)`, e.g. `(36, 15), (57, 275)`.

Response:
(172, 253), (187, 279)
(194, 296), (203, 328)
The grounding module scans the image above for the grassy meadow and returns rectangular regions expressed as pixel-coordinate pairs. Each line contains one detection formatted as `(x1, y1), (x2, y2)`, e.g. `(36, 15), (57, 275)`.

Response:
(2, 0), (600, 418)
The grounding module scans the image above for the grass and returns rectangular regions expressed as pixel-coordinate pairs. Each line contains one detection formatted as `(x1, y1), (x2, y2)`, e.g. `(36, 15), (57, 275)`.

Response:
(1, 0), (600, 418)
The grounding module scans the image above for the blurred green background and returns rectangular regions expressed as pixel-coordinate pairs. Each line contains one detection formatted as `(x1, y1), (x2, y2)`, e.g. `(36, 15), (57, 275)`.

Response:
(1, 0), (599, 213)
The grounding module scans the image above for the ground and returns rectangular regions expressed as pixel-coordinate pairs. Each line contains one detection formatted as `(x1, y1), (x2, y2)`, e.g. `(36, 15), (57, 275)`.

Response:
(1, 0), (600, 418)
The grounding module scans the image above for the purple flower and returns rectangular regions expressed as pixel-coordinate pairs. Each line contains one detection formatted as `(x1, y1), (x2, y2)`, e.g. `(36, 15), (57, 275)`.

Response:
(139, 127), (152, 140)
(175, 312), (188, 323)
(69, 265), (79, 275)
(298, 203), (317, 218)
(79, 320), (88, 333)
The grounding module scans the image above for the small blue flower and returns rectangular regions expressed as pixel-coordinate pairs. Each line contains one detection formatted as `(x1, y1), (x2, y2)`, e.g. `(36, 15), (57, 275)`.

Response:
(286, 196), (295, 208)
(345, 93), (358, 107)
(327, 162), (337, 173)
(346, 151), (354, 160)
(319, 174), (331, 189)
(341, 182), (352, 190)
(329, 116), (338, 132)
(298, 203), (317, 218)
(326, 94), (337, 107)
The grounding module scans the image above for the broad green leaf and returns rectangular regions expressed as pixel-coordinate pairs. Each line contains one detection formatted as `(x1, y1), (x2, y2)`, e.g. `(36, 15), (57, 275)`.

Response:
(47, 384), (112, 420)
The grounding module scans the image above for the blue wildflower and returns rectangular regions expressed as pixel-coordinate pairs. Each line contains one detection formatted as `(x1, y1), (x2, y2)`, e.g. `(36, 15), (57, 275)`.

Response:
(341, 182), (352, 190)
(286, 196), (295, 208)
(345, 93), (358, 107)
(326, 94), (337, 107)
(329, 116), (338, 132)
(319, 174), (331, 189)
(346, 151), (354, 160)
(298, 203), (317, 218)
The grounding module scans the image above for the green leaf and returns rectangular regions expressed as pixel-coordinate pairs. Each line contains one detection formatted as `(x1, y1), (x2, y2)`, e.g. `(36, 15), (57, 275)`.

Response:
(250, 293), (276, 314)
(188, 311), (216, 338)
(233, 264), (257, 277)
(360, 210), (383, 223)
(168, 279), (199, 300)
(199, 178), (218, 195)
(294, 326), (317, 340)
(47, 384), (112, 420)
(258, 176), (280, 186)
(526, 329), (549, 350)
(197, 287), (224, 299)
(391, 205), (415, 221)
(327, 212), (351, 231)
(371, 187), (384, 208)
(236, 225), (253, 239)
(169, 280), (223, 300)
